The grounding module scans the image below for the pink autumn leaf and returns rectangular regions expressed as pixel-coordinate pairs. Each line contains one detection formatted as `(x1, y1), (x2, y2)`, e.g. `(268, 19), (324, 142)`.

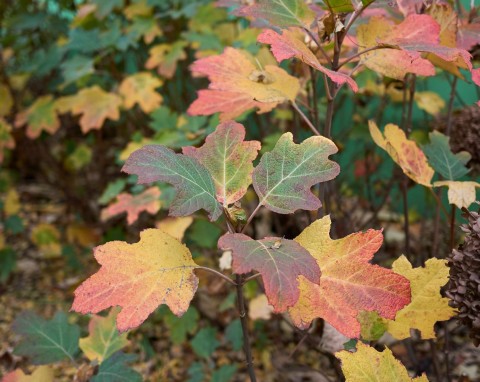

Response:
(218, 233), (321, 312)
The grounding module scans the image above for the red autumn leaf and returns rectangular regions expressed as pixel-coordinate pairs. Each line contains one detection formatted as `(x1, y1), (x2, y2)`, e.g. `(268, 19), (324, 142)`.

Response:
(183, 121), (261, 206)
(100, 187), (161, 225)
(218, 233), (320, 312)
(378, 14), (472, 70)
(289, 216), (411, 338)
(187, 47), (300, 120)
(458, 23), (480, 51)
(357, 16), (436, 80)
(72, 229), (199, 332)
(258, 29), (358, 92)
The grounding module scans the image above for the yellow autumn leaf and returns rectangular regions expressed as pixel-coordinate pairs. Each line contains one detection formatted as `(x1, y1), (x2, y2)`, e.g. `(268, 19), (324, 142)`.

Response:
(57, 86), (122, 133)
(15, 95), (60, 139)
(434, 180), (480, 209)
(156, 216), (194, 241)
(0, 84), (13, 117)
(414, 91), (446, 116)
(3, 365), (54, 382)
(119, 72), (163, 113)
(4, 188), (20, 216)
(385, 256), (456, 339)
(336, 342), (429, 382)
(369, 121), (434, 187)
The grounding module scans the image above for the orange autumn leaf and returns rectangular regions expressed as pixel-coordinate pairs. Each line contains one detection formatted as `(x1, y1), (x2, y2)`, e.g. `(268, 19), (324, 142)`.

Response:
(101, 187), (161, 225)
(56, 86), (122, 133)
(188, 47), (300, 120)
(2, 366), (54, 382)
(119, 72), (163, 113)
(72, 229), (199, 332)
(289, 215), (411, 338)
(15, 95), (60, 139)
(369, 121), (434, 187)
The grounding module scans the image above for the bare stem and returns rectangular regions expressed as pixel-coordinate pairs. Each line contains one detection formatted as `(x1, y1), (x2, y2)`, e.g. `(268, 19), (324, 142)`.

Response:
(446, 76), (458, 136)
(292, 100), (321, 136)
(243, 272), (262, 284)
(428, 187), (450, 221)
(224, 213), (258, 381)
(241, 203), (263, 233)
(196, 266), (237, 286)
(236, 274), (257, 382)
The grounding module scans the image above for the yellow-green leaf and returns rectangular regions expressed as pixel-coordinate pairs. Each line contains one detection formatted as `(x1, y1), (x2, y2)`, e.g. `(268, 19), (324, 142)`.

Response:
(15, 95), (60, 139)
(119, 72), (163, 113)
(79, 308), (130, 363)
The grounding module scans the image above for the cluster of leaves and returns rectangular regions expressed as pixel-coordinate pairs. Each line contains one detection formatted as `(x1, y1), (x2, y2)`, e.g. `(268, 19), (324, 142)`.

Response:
(1, 0), (480, 381)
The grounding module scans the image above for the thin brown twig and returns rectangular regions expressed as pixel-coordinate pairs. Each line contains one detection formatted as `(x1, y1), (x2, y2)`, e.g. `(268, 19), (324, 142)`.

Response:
(196, 266), (237, 286)
(291, 100), (321, 136)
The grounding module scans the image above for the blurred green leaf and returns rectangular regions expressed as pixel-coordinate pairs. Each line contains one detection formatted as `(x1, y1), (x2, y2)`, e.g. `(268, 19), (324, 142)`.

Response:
(191, 327), (220, 358)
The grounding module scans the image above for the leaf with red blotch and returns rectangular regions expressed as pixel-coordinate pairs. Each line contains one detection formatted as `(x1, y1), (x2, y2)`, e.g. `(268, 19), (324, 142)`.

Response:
(369, 121), (434, 187)
(289, 215), (411, 338)
(378, 15), (472, 71)
(238, 0), (316, 29)
(357, 16), (435, 80)
(183, 121), (261, 206)
(15, 95), (60, 139)
(100, 187), (161, 225)
(218, 233), (320, 312)
(122, 145), (222, 221)
(252, 132), (339, 214)
(188, 47), (300, 121)
(72, 229), (199, 332)
(258, 29), (358, 92)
